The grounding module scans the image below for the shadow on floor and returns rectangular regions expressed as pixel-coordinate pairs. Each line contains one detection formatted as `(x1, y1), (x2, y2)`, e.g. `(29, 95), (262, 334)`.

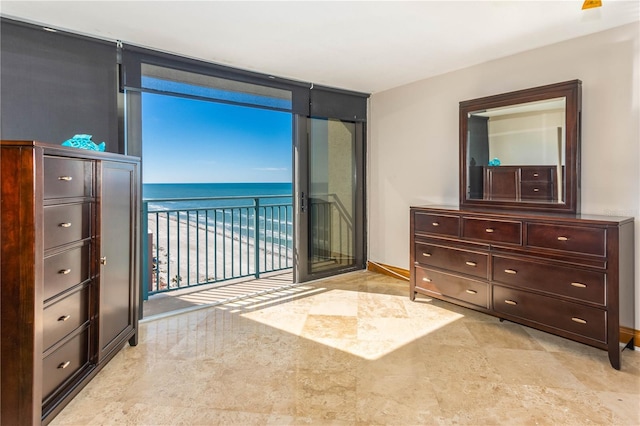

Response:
(142, 271), (294, 320)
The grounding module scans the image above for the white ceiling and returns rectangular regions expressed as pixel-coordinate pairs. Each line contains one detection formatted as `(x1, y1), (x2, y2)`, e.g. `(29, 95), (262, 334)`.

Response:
(1, 1), (638, 93)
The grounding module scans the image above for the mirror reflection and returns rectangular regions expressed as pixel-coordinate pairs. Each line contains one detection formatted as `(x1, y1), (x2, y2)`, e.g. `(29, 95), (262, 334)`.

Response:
(466, 97), (566, 203)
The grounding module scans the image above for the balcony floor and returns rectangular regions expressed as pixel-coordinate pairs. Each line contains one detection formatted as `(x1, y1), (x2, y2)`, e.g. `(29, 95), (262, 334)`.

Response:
(143, 270), (294, 319)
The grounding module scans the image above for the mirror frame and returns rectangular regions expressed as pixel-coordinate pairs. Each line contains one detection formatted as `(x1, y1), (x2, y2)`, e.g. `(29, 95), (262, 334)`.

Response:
(459, 79), (582, 214)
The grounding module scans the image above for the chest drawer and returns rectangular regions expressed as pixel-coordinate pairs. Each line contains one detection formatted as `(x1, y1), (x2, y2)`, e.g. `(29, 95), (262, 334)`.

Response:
(42, 329), (90, 402)
(43, 245), (90, 301)
(493, 285), (606, 343)
(44, 157), (93, 199)
(414, 266), (489, 308)
(43, 286), (90, 352)
(492, 256), (605, 305)
(44, 203), (91, 250)
(415, 242), (488, 279)
(526, 223), (606, 256)
(414, 212), (459, 237)
(521, 167), (553, 182)
(520, 182), (553, 200)
(462, 218), (522, 245)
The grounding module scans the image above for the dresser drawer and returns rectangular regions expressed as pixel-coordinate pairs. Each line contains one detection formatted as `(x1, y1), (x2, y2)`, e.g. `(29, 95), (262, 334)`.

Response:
(43, 245), (90, 301)
(42, 329), (90, 402)
(526, 223), (606, 256)
(414, 212), (459, 237)
(462, 218), (522, 245)
(43, 286), (90, 351)
(44, 157), (92, 199)
(44, 203), (91, 250)
(520, 182), (553, 200)
(415, 266), (489, 308)
(493, 285), (606, 343)
(492, 256), (605, 305)
(415, 242), (488, 279)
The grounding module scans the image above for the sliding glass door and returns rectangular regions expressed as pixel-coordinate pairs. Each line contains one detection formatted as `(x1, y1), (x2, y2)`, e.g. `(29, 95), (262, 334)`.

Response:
(295, 117), (365, 282)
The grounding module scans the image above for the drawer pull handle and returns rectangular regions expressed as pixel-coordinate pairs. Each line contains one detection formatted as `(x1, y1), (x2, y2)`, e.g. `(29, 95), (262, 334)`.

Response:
(431, 222), (440, 227)
(571, 317), (587, 324)
(465, 289), (477, 294)
(570, 282), (587, 288)
(59, 222), (72, 228)
(504, 300), (517, 306)
(59, 268), (71, 275)
(557, 236), (569, 241)
(485, 228), (494, 233)
(58, 315), (71, 322)
(57, 176), (73, 181)
(533, 173), (539, 177)
(465, 261), (477, 267)
(422, 277), (432, 282)
(422, 253), (432, 257)
(533, 188), (540, 192)
(58, 361), (71, 369)
(100, 257), (107, 265)
(504, 269), (517, 274)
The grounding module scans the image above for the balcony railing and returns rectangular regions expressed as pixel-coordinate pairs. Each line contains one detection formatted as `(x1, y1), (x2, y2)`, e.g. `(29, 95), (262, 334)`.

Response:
(142, 195), (293, 298)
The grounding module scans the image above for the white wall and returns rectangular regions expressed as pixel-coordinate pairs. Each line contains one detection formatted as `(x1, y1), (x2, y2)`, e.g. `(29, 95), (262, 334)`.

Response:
(368, 23), (639, 326)
(488, 109), (565, 166)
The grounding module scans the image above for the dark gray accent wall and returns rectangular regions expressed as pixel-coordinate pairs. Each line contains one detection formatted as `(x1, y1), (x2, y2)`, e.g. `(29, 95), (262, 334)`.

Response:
(1, 19), (119, 152)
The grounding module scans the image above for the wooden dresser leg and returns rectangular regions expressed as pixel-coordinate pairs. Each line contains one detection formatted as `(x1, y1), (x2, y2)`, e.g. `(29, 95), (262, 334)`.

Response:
(608, 346), (621, 370)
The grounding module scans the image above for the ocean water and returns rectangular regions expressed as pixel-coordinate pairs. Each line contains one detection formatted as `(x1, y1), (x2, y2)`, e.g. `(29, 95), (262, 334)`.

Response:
(144, 182), (292, 204)
(143, 182), (293, 249)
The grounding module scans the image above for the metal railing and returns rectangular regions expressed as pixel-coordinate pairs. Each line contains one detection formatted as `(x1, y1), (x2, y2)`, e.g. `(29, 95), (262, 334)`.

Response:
(309, 195), (353, 268)
(142, 195), (293, 298)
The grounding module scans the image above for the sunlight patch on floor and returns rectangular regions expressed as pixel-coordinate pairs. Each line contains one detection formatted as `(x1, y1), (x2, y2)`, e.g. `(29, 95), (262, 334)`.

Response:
(239, 287), (465, 361)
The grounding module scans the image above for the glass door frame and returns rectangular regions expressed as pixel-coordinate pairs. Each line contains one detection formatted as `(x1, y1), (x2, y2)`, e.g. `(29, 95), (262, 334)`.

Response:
(293, 115), (366, 283)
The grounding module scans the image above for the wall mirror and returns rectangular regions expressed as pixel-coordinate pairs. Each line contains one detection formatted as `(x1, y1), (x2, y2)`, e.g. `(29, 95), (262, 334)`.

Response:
(459, 80), (581, 214)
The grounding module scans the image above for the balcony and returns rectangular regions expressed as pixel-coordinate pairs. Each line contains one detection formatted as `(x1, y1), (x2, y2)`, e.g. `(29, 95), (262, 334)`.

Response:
(143, 195), (294, 300)
(142, 192), (354, 314)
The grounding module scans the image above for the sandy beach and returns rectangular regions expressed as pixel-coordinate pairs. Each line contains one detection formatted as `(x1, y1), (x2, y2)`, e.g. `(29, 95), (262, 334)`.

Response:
(147, 211), (293, 292)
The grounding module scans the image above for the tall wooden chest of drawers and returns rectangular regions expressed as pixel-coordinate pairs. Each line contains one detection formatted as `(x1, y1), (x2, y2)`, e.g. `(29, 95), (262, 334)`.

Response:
(1, 140), (140, 424)
(410, 205), (635, 370)
(483, 165), (557, 201)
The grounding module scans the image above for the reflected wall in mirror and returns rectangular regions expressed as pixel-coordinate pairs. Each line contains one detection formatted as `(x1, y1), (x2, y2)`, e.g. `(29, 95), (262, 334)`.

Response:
(460, 80), (581, 214)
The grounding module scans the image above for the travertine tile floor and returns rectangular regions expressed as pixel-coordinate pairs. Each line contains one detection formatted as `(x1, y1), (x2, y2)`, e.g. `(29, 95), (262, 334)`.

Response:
(51, 271), (640, 425)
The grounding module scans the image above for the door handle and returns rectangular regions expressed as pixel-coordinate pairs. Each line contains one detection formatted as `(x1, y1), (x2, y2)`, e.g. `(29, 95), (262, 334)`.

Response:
(300, 191), (305, 213)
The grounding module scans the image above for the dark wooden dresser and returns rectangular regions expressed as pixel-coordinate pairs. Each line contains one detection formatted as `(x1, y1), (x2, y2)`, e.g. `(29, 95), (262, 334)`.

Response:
(410, 205), (635, 370)
(1, 140), (140, 424)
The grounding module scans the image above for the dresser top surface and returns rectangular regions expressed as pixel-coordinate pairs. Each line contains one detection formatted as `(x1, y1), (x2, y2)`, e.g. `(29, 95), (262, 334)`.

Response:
(411, 204), (634, 225)
(1, 140), (140, 162)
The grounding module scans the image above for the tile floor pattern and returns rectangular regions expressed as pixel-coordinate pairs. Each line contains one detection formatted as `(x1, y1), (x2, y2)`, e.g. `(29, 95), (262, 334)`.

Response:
(51, 271), (640, 425)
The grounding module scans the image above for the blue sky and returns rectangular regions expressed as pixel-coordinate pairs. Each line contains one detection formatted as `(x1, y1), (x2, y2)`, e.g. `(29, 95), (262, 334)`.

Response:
(142, 92), (292, 183)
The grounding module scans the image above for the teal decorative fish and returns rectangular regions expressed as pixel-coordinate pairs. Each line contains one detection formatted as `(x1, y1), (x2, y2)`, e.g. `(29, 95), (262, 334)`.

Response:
(62, 134), (105, 151)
